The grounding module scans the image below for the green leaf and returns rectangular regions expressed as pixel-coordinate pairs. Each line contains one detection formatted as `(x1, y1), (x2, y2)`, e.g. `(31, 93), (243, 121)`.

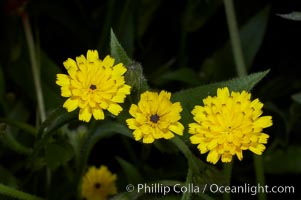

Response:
(201, 6), (270, 79)
(110, 29), (149, 93)
(0, 183), (44, 200)
(171, 137), (225, 185)
(116, 157), (143, 185)
(0, 118), (37, 136)
(153, 140), (179, 154)
(153, 68), (201, 86)
(111, 191), (140, 200)
(0, 128), (32, 155)
(66, 126), (87, 171)
(242, 6), (270, 69)
(182, 0), (222, 32)
(277, 12), (301, 21)
(29, 107), (77, 165)
(170, 136), (225, 200)
(7, 46), (62, 111)
(40, 50), (62, 110)
(0, 165), (18, 187)
(264, 146), (301, 174)
(37, 107), (77, 139)
(181, 168), (216, 200)
(45, 142), (73, 170)
(110, 29), (132, 66)
(291, 92), (301, 104)
(115, 0), (135, 57)
(137, 0), (161, 38)
(172, 70), (269, 125)
(124, 62), (149, 93)
(0, 66), (5, 98)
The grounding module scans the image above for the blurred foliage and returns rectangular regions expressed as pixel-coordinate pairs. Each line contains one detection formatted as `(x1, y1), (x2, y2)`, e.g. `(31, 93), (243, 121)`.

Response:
(0, 0), (300, 199)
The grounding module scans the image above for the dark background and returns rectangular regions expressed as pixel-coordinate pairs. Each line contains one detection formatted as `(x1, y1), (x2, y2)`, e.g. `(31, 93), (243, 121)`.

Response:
(1, 0), (301, 199)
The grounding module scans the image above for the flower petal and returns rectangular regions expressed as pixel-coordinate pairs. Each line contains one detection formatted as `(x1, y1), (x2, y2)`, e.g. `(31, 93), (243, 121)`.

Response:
(188, 87), (272, 164)
(87, 50), (99, 62)
(63, 58), (77, 71)
(102, 55), (115, 68)
(56, 74), (70, 86)
(133, 129), (143, 141)
(108, 103), (122, 116)
(79, 107), (92, 122)
(169, 122), (184, 135)
(254, 116), (273, 128)
(112, 63), (127, 77)
(63, 98), (79, 112)
(126, 90), (183, 144)
(57, 50), (131, 122)
(207, 150), (220, 164)
(92, 107), (104, 120)
(142, 134), (155, 143)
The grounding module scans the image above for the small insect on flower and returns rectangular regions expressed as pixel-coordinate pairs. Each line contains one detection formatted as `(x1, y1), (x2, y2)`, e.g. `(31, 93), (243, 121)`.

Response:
(81, 165), (117, 200)
(56, 50), (131, 122)
(189, 87), (272, 164)
(126, 90), (184, 143)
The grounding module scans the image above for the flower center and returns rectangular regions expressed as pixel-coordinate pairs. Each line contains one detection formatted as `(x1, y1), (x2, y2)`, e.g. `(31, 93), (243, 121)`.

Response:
(226, 125), (234, 134)
(94, 182), (101, 189)
(150, 114), (160, 123)
(90, 84), (97, 90)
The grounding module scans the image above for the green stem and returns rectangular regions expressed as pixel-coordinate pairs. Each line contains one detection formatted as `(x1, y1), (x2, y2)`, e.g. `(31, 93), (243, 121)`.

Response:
(223, 0), (247, 77)
(223, 162), (233, 185)
(0, 118), (37, 137)
(21, 11), (50, 196)
(254, 155), (266, 200)
(171, 137), (202, 200)
(223, 162), (233, 200)
(1, 129), (32, 155)
(181, 167), (192, 200)
(224, 2), (266, 200)
(0, 183), (44, 200)
(46, 168), (51, 197)
(171, 137), (199, 172)
(21, 12), (46, 122)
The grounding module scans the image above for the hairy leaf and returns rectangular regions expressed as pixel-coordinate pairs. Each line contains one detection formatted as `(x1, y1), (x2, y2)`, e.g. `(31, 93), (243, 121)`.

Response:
(110, 29), (132, 66)
(172, 70), (269, 126)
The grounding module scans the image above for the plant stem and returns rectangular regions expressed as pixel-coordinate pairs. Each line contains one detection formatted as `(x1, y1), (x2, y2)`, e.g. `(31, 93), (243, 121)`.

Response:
(0, 183), (44, 200)
(21, 12), (46, 122)
(223, 162), (233, 200)
(223, 0), (247, 77)
(254, 155), (267, 200)
(0, 118), (37, 137)
(21, 11), (50, 195)
(171, 137), (199, 172)
(224, 2), (266, 200)
(1, 129), (32, 155)
(181, 168), (192, 200)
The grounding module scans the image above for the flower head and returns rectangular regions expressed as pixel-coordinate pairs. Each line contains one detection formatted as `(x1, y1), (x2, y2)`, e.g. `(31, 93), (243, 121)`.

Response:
(126, 90), (184, 143)
(189, 87), (272, 164)
(81, 165), (117, 200)
(56, 50), (131, 122)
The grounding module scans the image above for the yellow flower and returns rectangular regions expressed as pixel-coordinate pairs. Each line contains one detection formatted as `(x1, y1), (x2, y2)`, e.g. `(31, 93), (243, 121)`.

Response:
(126, 90), (184, 143)
(81, 165), (117, 200)
(56, 50), (131, 122)
(189, 87), (272, 164)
